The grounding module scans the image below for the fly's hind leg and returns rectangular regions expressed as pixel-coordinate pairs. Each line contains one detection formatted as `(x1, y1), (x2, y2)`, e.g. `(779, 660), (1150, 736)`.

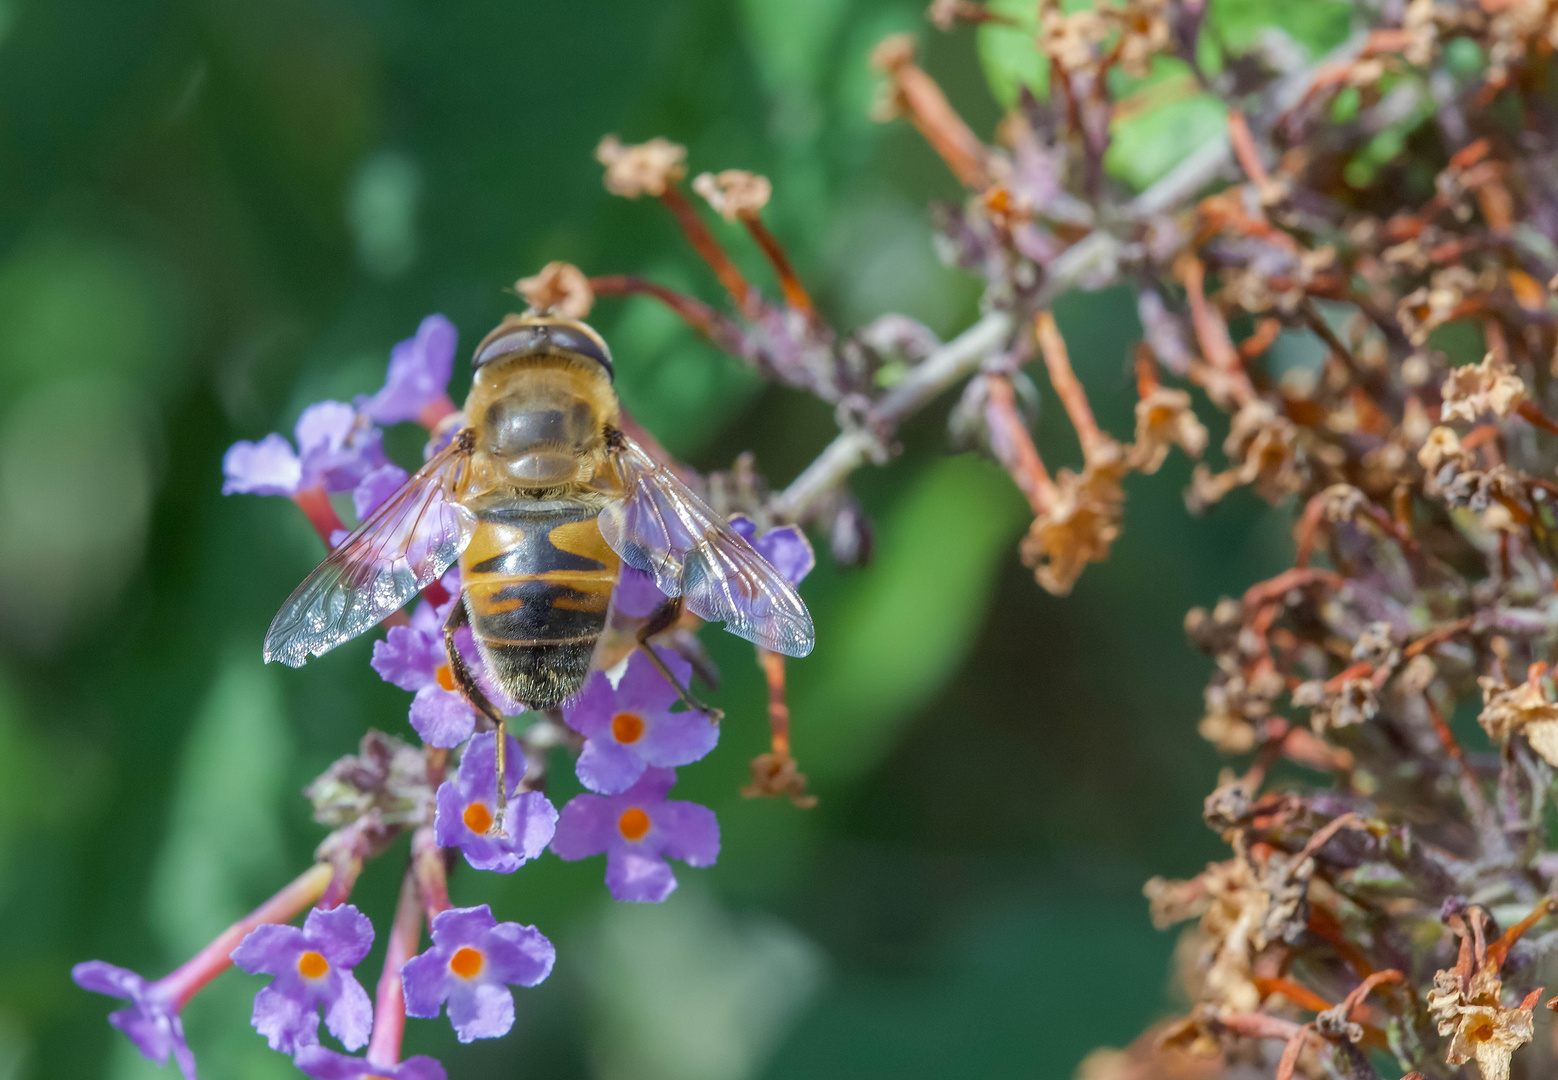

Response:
(443, 599), (511, 836)
(638, 596), (724, 722)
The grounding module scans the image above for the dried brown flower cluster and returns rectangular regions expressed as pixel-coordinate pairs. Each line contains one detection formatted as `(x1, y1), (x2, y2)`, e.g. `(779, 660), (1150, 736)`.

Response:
(505, 3), (1558, 1075)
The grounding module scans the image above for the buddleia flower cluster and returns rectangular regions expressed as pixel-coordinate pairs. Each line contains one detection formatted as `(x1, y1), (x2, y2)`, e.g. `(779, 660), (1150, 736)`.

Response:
(71, 312), (813, 1078)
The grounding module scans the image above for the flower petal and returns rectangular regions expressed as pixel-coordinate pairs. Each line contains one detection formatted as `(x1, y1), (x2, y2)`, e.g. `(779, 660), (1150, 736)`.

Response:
(445, 981), (515, 1042)
(400, 950), (452, 1020)
(605, 847), (678, 903)
(72, 960), (147, 999)
(353, 463), (409, 520)
(575, 735), (647, 795)
(230, 923), (305, 976)
(655, 800), (721, 867)
(371, 625), (442, 693)
(359, 314), (459, 426)
(221, 434), (301, 496)
(321, 970), (373, 1051)
(549, 794), (618, 860)
(251, 981), (318, 1054)
(304, 904), (375, 969)
(636, 709), (719, 769)
(480, 922), (556, 988)
(409, 687), (477, 748)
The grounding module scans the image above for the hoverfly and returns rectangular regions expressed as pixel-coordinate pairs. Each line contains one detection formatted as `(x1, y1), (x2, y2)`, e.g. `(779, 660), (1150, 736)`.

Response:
(263, 314), (814, 800)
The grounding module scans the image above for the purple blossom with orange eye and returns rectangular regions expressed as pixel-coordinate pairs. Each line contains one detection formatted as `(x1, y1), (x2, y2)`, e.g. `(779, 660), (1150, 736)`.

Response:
(229, 904), (375, 1055)
(357, 314), (458, 428)
(293, 1046), (447, 1080)
(727, 515), (815, 585)
(72, 962), (197, 1079)
(434, 732), (557, 872)
(550, 766), (719, 903)
(564, 649), (717, 795)
(401, 905), (555, 1043)
(223, 401), (387, 498)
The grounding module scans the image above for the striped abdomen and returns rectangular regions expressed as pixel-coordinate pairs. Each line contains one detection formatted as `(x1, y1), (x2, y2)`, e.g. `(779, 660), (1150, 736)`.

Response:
(460, 499), (621, 708)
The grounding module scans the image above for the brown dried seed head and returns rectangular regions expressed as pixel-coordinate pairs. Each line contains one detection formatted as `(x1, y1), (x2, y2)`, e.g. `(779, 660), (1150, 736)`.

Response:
(514, 261), (594, 320)
(1128, 386), (1208, 474)
(870, 32), (918, 73)
(595, 134), (688, 198)
(1441, 354), (1527, 423)
(691, 170), (773, 222)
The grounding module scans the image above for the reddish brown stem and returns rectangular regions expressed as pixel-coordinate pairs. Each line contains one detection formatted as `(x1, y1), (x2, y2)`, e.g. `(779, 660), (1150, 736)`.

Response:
(984, 374), (1056, 514)
(163, 863), (333, 1008)
(1177, 255), (1257, 405)
(292, 485), (347, 546)
(1034, 312), (1107, 462)
(365, 866), (424, 1069)
(1517, 399), (1558, 436)
(1486, 896), (1558, 971)
(411, 827), (450, 923)
(740, 216), (815, 316)
(874, 39), (991, 189)
(657, 185), (755, 314)
(759, 648), (792, 759)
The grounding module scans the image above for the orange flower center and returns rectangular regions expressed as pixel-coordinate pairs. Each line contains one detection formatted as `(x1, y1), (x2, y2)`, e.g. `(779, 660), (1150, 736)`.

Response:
(617, 807), (651, 841)
(435, 663), (457, 692)
(449, 946), (484, 979)
(1471, 1021), (1496, 1042)
(612, 712), (645, 743)
(463, 801), (493, 834)
(297, 950), (329, 979)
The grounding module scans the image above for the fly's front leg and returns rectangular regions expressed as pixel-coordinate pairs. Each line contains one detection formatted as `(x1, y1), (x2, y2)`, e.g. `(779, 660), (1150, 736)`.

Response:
(638, 595), (724, 722)
(443, 598), (511, 836)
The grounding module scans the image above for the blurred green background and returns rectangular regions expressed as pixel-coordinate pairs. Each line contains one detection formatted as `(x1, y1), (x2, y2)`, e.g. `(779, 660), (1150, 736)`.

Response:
(0, 0), (1301, 1077)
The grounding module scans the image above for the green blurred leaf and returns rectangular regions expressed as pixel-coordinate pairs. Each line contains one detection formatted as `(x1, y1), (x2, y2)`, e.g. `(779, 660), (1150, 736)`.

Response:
(794, 454), (1029, 784)
(1208, 0), (1353, 57)
(977, 0), (1045, 108)
(1105, 91), (1227, 191)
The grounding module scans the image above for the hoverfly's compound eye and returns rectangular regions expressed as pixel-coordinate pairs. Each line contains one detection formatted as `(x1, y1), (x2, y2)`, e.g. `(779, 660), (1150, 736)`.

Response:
(472, 318), (614, 379)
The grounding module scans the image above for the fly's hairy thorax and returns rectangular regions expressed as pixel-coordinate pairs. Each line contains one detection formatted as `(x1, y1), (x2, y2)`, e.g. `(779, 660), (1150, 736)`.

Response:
(458, 492), (622, 709)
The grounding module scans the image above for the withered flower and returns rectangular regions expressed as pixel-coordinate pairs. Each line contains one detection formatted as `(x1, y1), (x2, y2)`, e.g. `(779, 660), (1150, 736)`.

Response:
(1144, 857), (1269, 1013)
(1036, 0), (1110, 73)
(595, 134), (687, 198)
(1477, 667), (1558, 766)
(1441, 354), (1527, 424)
(1186, 401), (1302, 512)
(1427, 969), (1540, 1080)
(692, 170), (773, 222)
(1129, 386), (1208, 474)
(515, 261), (594, 320)
(1020, 439), (1127, 596)
(741, 751), (817, 809)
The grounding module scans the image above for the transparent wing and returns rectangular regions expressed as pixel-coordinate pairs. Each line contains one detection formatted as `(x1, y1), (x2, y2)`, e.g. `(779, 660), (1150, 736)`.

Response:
(599, 436), (815, 657)
(264, 436), (476, 667)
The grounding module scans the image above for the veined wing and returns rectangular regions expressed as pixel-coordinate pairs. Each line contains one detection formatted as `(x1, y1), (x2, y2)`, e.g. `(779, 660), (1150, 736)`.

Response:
(264, 435), (476, 667)
(598, 436), (814, 658)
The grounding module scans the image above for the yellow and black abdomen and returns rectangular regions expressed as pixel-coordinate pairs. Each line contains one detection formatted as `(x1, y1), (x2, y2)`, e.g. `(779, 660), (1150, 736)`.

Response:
(460, 500), (621, 708)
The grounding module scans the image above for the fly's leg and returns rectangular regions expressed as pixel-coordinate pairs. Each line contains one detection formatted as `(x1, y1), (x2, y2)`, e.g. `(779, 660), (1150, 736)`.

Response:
(443, 598), (510, 836)
(638, 596), (724, 721)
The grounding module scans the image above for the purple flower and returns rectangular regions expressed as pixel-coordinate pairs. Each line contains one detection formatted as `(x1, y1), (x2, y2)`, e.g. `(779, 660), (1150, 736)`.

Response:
(550, 767), (719, 903)
(612, 566), (669, 618)
(353, 463), (409, 520)
(370, 588), (517, 748)
(72, 961), (197, 1079)
(229, 904), (375, 1055)
(563, 649), (716, 795)
(727, 515), (815, 584)
(293, 1046), (446, 1080)
(223, 402), (386, 497)
(401, 905), (555, 1042)
(357, 314), (458, 426)
(434, 732), (557, 872)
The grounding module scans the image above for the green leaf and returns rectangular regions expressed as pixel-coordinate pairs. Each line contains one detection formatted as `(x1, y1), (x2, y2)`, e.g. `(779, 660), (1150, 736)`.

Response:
(977, 0), (1045, 108)
(1105, 92), (1227, 191)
